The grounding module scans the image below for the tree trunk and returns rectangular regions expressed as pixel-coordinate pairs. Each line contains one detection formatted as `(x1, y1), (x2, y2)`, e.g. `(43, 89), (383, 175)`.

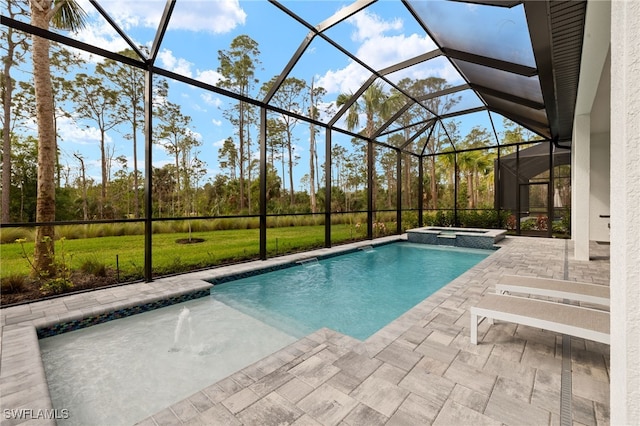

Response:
(308, 92), (317, 214)
(174, 149), (180, 215)
(238, 101), (245, 210)
(74, 153), (88, 220)
(281, 143), (286, 200)
(246, 122), (252, 213)
(132, 119), (140, 218)
(100, 130), (107, 218)
(467, 173), (474, 208)
(430, 156), (438, 209)
(2, 23), (16, 223)
(31, 0), (56, 277)
(309, 123), (317, 213)
(287, 133), (294, 206)
(387, 169), (393, 208)
(365, 115), (377, 212)
(403, 152), (411, 208)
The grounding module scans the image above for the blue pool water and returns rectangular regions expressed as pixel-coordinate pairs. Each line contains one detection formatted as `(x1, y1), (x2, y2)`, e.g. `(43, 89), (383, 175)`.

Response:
(211, 242), (490, 340)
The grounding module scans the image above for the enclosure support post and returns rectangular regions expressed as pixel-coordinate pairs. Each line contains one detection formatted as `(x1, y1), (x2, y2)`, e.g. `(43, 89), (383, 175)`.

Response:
(367, 139), (373, 239)
(143, 68), (153, 282)
(454, 153), (459, 226)
(418, 156), (424, 227)
(325, 130), (332, 247)
(396, 150), (402, 235)
(548, 141), (554, 238)
(496, 148), (501, 228)
(259, 107), (267, 260)
(515, 146), (521, 235)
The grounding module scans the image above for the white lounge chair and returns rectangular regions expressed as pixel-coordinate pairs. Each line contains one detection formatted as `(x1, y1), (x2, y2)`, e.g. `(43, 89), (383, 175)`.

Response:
(470, 293), (610, 345)
(495, 275), (609, 307)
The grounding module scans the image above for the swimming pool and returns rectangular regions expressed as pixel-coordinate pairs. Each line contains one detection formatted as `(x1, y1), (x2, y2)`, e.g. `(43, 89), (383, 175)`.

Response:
(210, 242), (490, 340)
(39, 242), (490, 425)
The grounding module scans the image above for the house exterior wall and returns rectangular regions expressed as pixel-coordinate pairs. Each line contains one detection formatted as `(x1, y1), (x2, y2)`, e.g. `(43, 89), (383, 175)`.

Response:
(610, 0), (640, 423)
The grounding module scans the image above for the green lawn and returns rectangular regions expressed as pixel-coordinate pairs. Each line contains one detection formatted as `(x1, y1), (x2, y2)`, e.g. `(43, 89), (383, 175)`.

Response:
(0, 224), (370, 280)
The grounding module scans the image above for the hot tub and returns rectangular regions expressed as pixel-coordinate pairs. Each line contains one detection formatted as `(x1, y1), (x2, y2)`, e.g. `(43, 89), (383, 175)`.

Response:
(406, 226), (506, 250)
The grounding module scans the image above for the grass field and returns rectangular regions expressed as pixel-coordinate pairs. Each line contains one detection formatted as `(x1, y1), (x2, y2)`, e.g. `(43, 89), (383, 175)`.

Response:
(0, 224), (373, 280)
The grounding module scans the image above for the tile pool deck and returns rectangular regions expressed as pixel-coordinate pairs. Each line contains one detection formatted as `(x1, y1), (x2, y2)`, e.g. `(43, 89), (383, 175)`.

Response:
(0, 236), (610, 425)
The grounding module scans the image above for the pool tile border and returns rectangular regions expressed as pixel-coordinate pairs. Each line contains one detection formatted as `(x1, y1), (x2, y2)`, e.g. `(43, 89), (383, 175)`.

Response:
(35, 288), (211, 339)
(207, 239), (398, 285)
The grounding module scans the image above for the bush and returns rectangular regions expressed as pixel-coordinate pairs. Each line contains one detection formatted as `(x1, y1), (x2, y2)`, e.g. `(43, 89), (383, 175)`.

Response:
(401, 211), (419, 231)
(434, 210), (455, 226)
(552, 220), (568, 235)
(79, 258), (108, 277)
(561, 207), (571, 234)
(58, 224), (87, 239)
(0, 275), (30, 294)
(458, 210), (509, 229)
(152, 222), (174, 234)
(39, 277), (74, 295)
(0, 228), (34, 244)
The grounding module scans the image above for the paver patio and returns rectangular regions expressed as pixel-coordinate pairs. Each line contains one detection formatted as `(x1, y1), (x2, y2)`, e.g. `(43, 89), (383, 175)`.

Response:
(0, 236), (610, 425)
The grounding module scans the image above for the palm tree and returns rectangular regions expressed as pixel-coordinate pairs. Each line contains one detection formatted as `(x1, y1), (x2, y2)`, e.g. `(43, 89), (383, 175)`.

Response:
(336, 82), (397, 211)
(30, 0), (86, 276)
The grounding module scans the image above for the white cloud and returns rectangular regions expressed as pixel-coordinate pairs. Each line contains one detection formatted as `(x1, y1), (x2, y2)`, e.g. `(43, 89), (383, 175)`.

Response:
(197, 70), (225, 86)
(212, 138), (229, 148)
(71, 0), (246, 69)
(466, 3), (480, 12)
(186, 128), (203, 143)
(170, 0), (247, 33)
(348, 9), (403, 42)
(75, 22), (132, 60)
(158, 49), (194, 77)
(86, 0), (246, 34)
(316, 63), (370, 96)
(357, 33), (436, 71)
(158, 50), (224, 91)
(317, 9), (455, 96)
(57, 116), (111, 146)
(212, 118), (222, 126)
(191, 103), (207, 113)
(201, 93), (223, 108)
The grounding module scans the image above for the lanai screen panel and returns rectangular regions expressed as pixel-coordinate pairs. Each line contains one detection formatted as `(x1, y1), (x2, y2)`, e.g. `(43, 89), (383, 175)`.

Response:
(407, 0), (550, 141)
(407, 0), (536, 68)
(482, 94), (549, 138)
(496, 143), (570, 213)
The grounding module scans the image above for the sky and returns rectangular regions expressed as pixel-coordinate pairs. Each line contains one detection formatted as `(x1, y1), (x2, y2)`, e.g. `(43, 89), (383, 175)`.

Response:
(9, 0), (535, 191)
